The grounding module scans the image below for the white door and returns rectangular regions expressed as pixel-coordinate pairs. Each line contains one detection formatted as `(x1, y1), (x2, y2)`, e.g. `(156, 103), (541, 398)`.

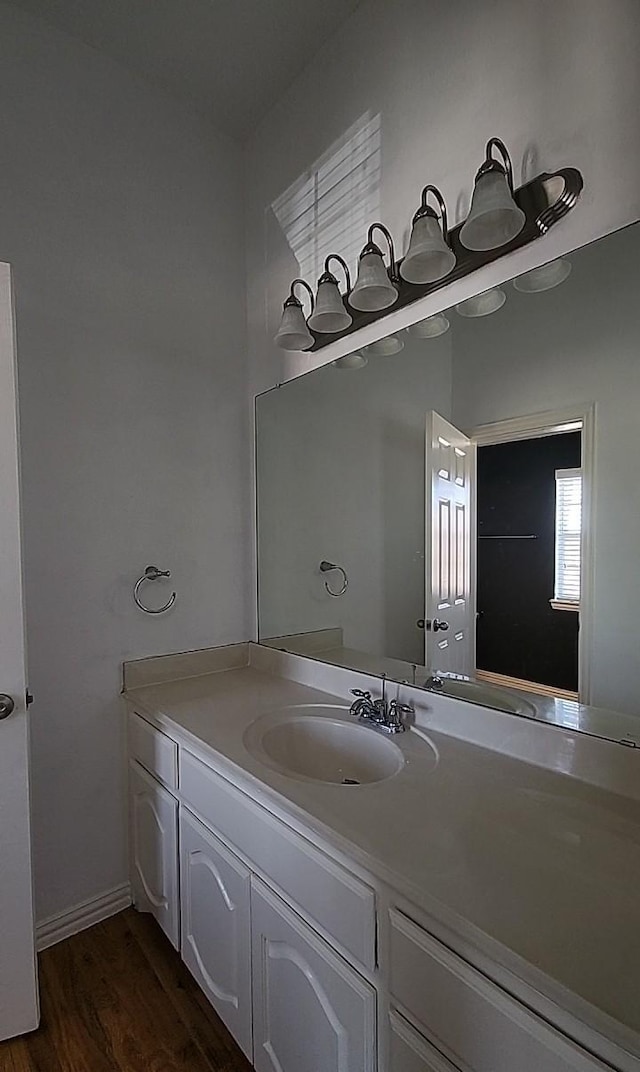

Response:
(251, 877), (376, 1072)
(180, 808), (252, 1059)
(0, 263), (39, 1040)
(425, 411), (475, 676)
(129, 760), (179, 949)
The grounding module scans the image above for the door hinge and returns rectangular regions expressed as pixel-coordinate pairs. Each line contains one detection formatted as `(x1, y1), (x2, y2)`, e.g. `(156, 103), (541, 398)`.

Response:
(26, 689), (34, 707)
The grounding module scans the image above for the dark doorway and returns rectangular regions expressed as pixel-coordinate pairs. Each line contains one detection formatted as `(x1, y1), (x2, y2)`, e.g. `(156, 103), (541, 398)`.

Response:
(476, 431), (581, 693)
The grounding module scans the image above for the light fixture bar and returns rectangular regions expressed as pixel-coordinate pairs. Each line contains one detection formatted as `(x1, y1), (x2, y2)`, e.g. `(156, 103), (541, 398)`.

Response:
(305, 164), (583, 351)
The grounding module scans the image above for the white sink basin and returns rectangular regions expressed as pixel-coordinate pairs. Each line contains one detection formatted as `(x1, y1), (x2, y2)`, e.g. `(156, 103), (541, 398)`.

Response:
(243, 705), (405, 785)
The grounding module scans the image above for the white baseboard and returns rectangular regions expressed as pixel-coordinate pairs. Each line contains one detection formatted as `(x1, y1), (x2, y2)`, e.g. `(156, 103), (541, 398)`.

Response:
(36, 882), (132, 951)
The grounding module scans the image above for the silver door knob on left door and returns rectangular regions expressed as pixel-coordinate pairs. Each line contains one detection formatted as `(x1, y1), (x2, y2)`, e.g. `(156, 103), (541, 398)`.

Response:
(0, 694), (15, 719)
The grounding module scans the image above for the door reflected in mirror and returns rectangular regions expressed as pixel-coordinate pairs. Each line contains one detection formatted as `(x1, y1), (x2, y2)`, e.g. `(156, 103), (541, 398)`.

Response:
(256, 223), (640, 744)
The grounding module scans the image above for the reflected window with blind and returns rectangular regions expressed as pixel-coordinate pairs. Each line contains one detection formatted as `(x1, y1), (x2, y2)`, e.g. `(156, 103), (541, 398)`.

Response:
(551, 467), (582, 611)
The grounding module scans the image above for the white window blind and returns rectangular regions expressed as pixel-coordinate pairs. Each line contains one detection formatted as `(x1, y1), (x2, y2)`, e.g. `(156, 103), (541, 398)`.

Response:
(271, 113), (381, 285)
(554, 468), (582, 604)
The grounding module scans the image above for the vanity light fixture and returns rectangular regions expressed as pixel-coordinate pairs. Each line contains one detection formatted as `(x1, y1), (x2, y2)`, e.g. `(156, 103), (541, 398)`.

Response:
(308, 255), (353, 333)
(274, 279), (315, 351)
(365, 335), (404, 356)
(459, 138), (526, 252)
(406, 312), (450, 338)
(274, 134), (583, 354)
(331, 351), (368, 370)
(513, 257), (572, 293)
(455, 287), (506, 318)
(349, 223), (399, 312)
(400, 185), (456, 284)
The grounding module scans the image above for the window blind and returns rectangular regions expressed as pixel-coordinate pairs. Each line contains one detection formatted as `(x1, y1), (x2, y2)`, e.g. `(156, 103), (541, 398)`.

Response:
(554, 468), (582, 603)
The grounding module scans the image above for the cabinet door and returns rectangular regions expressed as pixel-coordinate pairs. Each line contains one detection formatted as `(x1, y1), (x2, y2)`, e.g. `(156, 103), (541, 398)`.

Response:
(390, 1010), (460, 1072)
(251, 878), (376, 1072)
(129, 759), (179, 949)
(180, 808), (252, 1059)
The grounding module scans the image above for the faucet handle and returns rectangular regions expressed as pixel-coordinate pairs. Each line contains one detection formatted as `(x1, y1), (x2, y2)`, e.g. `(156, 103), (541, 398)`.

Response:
(350, 688), (371, 700)
(389, 699), (413, 715)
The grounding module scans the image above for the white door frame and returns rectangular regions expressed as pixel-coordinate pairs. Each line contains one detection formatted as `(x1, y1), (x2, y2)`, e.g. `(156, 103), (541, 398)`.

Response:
(466, 404), (596, 705)
(0, 261), (39, 1039)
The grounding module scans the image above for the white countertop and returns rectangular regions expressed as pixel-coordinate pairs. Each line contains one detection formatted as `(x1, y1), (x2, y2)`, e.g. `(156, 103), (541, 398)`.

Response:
(124, 649), (640, 1064)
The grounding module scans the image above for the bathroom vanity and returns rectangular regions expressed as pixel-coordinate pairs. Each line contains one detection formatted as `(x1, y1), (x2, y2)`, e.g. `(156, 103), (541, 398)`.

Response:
(124, 643), (640, 1072)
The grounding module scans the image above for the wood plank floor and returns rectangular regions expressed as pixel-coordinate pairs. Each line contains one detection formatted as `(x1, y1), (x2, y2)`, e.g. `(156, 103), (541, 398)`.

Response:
(0, 908), (253, 1072)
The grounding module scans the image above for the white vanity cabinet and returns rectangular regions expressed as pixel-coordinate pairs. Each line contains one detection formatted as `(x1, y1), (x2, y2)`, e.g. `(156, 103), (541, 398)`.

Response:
(180, 807), (252, 1059)
(126, 707), (626, 1072)
(128, 759), (179, 949)
(389, 1011), (461, 1072)
(251, 877), (376, 1072)
(388, 909), (610, 1072)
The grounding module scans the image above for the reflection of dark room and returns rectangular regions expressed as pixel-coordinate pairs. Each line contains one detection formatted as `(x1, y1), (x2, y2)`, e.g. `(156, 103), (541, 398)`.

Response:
(476, 432), (581, 691)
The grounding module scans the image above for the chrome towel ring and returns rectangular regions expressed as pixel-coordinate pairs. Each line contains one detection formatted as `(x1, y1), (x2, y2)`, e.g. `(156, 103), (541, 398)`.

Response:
(319, 560), (348, 597)
(134, 565), (176, 614)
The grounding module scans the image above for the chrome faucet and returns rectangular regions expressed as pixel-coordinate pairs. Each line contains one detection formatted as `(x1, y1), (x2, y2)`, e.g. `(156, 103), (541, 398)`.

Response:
(349, 676), (412, 734)
(425, 673), (444, 691)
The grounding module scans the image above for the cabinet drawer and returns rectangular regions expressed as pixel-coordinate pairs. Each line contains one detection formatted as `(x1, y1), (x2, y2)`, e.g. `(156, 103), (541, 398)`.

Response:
(128, 710), (178, 790)
(390, 1010), (460, 1072)
(180, 749), (376, 970)
(390, 909), (608, 1072)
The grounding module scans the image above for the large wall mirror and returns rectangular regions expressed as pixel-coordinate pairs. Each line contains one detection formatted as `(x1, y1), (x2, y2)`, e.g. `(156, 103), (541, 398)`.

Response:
(256, 223), (640, 745)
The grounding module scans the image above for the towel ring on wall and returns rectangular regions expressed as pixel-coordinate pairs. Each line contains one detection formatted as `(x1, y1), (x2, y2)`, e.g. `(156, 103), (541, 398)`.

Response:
(134, 565), (176, 614)
(319, 560), (348, 598)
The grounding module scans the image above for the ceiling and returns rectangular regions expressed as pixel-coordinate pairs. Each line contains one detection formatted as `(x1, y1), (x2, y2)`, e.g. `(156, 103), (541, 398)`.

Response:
(9, 0), (362, 139)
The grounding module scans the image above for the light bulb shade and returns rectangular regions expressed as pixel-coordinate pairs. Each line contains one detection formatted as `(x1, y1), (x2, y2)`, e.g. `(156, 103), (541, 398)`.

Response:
(513, 258), (572, 293)
(274, 300), (314, 351)
(455, 288), (506, 318)
(400, 214), (456, 284)
(307, 279), (353, 333)
(349, 251), (398, 312)
(459, 169), (526, 251)
(332, 351), (368, 370)
(407, 313), (450, 338)
(365, 335), (404, 356)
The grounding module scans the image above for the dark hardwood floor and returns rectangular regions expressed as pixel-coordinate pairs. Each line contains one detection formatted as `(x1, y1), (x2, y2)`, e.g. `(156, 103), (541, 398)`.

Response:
(0, 909), (253, 1072)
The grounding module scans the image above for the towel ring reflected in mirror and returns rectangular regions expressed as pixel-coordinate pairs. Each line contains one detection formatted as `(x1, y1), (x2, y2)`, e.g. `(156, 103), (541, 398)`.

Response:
(319, 560), (348, 597)
(134, 565), (176, 614)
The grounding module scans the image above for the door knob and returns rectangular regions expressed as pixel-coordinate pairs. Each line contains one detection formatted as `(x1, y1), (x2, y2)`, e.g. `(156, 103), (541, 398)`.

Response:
(426, 619), (449, 632)
(0, 694), (15, 720)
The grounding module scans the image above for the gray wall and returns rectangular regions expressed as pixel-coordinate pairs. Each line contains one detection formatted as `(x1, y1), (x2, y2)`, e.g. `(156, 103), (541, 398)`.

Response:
(0, 3), (249, 923)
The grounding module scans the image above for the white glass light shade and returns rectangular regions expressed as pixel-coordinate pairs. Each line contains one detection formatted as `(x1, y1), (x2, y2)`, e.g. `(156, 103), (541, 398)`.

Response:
(400, 215), (456, 284)
(459, 170), (526, 251)
(331, 351), (368, 370)
(513, 258), (572, 293)
(274, 301), (314, 351)
(349, 252), (398, 312)
(455, 288), (506, 318)
(407, 313), (450, 338)
(307, 279), (353, 333)
(365, 335), (404, 356)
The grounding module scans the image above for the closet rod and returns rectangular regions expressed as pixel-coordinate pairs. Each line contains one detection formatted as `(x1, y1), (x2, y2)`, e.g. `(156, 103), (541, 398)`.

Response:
(478, 535), (538, 539)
